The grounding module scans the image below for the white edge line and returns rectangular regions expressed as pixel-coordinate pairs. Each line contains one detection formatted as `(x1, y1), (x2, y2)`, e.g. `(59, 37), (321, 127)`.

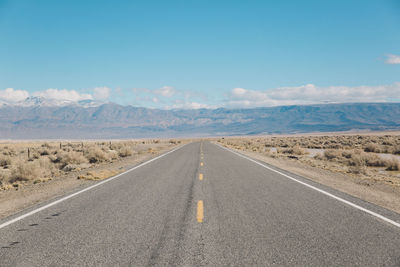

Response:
(216, 143), (400, 229)
(0, 144), (186, 230)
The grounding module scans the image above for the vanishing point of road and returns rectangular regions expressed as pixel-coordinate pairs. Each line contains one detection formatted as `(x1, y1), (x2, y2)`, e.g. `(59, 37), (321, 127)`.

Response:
(1, 142), (400, 266)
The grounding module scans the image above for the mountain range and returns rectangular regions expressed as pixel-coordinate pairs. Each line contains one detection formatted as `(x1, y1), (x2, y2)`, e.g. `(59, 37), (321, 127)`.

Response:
(0, 99), (399, 139)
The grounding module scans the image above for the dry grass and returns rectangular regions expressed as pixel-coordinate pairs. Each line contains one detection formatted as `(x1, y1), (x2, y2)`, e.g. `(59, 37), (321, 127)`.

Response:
(321, 149), (395, 168)
(279, 146), (308, 155)
(77, 169), (120, 181)
(57, 151), (88, 165)
(386, 159), (400, 171)
(85, 147), (111, 163)
(116, 146), (133, 157)
(0, 156), (11, 167)
(9, 158), (55, 184)
(0, 139), (175, 190)
(223, 134), (400, 154)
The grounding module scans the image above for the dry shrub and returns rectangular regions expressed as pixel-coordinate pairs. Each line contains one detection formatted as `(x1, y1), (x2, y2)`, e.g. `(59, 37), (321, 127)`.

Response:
(281, 146), (307, 155)
(385, 159), (400, 171)
(324, 149), (386, 167)
(341, 150), (356, 159)
(0, 156), (11, 167)
(226, 135), (400, 155)
(0, 139), (170, 187)
(324, 149), (342, 160)
(313, 153), (324, 160)
(62, 164), (79, 172)
(391, 145), (400, 155)
(347, 154), (364, 166)
(30, 151), (40, 159)
(323, 148), (394, 169)
(117, 146), (133, 157)
(364, 143), (382, 153)
(9, 158), (54, 183)
(38, 147), (56, 156)
(108, 150), (119, 160)
(347, 153), (380, 167)
(110, 142), (123, 150)
(58, 151), (88, 165)
(361, 153), (386, 167)
(41, 142), (52, 148)
(2, 148), (16, 157)
(85, 147), (110, 163)
(39, 148), (50, 156)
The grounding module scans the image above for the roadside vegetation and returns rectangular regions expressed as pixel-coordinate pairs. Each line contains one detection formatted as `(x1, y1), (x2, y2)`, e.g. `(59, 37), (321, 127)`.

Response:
(217, 134), (400, 186)
(0, 139), (180, 190)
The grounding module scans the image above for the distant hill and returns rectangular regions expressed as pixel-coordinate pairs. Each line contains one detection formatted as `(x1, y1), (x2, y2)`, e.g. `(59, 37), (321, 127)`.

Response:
(1, 102), (400, 139)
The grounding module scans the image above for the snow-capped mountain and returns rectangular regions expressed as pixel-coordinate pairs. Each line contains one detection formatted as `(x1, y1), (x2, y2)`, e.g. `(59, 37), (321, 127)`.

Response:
(0, 102), (400, 139)
(0, 96), (105, 108)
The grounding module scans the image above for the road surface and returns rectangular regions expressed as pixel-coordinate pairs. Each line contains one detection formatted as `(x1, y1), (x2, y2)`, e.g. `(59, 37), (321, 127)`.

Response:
(1, 141), (400, 266)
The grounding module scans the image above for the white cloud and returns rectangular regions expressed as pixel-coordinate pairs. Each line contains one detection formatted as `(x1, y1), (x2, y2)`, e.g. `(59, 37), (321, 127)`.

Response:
(186, 102), (210, 109)
(0, 88), (29, 102)
(169, 101), (213, 109)
(154, 86), (175, 97)
(33, 88), (92, 101)
(385, 54), (400, 64)
(228, 82), (400, 108)
(93, 87), (110, 100)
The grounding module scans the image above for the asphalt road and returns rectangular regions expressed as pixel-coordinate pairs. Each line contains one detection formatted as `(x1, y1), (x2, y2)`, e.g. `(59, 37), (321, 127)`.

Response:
(1, 141), (400, 266)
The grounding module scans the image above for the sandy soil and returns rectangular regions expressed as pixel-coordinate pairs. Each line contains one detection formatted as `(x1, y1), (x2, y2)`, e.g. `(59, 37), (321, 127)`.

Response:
(218, 144), (400, 214)
(0, 143), (180, 220)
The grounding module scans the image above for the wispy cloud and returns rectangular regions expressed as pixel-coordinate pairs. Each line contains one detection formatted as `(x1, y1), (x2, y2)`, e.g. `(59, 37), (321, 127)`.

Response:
(227, 82), (400, 108)
(154, 86), (176, 97)
(130, 86), (211, 109)
(385, 54), (400, 64)
(93, 87), (110, 100)
(33, 88), (93, 102)
(168, 100), (213, 109)
(132, 86), (176, 98)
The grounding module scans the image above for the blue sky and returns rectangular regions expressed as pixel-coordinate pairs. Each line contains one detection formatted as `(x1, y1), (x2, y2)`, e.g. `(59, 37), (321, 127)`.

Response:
(0, 0), (399, 108)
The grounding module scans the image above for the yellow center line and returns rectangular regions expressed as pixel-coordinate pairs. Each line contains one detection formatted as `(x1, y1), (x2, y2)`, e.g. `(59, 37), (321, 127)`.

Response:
(199, 173), (203, 180)
(197, 200), (204, 223)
